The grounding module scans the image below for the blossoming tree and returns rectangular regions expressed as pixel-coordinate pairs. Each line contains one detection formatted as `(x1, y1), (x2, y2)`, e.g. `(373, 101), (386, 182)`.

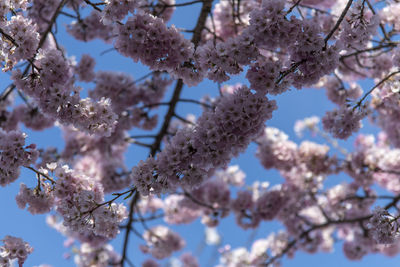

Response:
(1, 0), (400, 266)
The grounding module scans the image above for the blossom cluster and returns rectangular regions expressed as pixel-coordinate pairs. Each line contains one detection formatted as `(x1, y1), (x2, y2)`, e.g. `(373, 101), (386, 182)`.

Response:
(90, 71), (170, 115)
(322, 106), (367, 139)
(132, 86), (276, 195)
(197, 34), (258, 83)
(15, 181), (54, 214)
(339, 1), (379, 50)
(0, 0), (29, 18)
(140, 225), (185, 259)
(371, 80), (400, 147)
(115, 12), (193, 77)
(318, 76), (363, 106)
(28, 0), (60, 32)
(75, 54), (96, 82)
(246, 56), (289, 95)
(368, 207), (399, 244)
(218, 231), (289, 266)
(101, 0), (145, 24)
(53, 165), (127, 240)
(256, 127), (335, 173)
(0, 130), (38, 187)
(203, 0), (256, 41)
(67, 11), (115, 43)
(0, 235), (33, 267)
(74, 243), (121, 267)
(12, 49), (118, 137)
(0, 15), (39, 71)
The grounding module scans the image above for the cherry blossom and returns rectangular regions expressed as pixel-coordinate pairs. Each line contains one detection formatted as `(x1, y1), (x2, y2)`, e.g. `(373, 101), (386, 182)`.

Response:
(1, 0), (400, 266)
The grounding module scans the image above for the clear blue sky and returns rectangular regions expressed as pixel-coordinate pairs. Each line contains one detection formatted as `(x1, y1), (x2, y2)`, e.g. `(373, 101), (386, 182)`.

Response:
(1, 1), (400, 266)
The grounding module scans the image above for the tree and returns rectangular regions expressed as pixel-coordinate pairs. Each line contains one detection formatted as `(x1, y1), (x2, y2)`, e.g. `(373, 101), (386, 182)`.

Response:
(1, 0), (400, 266)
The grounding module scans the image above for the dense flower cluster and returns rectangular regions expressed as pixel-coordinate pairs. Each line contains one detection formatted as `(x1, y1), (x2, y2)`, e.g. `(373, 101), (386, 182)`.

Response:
(343, 134), (400, 190)
(218, 234), (275, 266)
(54, 165), (127, 240)
(215, 165), (245, 187)
(339, 2), (379, 50)
(163, 194), (201, 224)
(246, 56), (289, 95)
(12, 49), (118, 137)
(115, 12), (193, 75)
(255, 189), (287, 221)
(101, 0), (145, 24)
(37, 49), (73, 88)
(370, 80), (400, 147)
(248, 0), (296, 50)
(368, 207), (399, 244)
(0, 0), (29, 18)
(256, 127), (298, 171)
(197, 34), (258, 83)
(0, 130), (38, 187)
(28, 0), (60, 32)
(0, 235), (33, 267)
(74, 243), (121, 267)
(191, 178), (230, 226)
(132, 86), (276, 195)
(12, 105), (55, 131)
(15, 181), (54, 214)
(75, 54), (96, 82)
(288, 21), (340, 88)
(0, 15), (39, 70)
(380, 2), (400, 31)
(140, 225), (185, 259)
(180, 253), (199, 267)
(67, 11), (115, 43)
(322, 106), (367, 139)
(90, 71), (170, 114)
(203, 0), (256, 41)
(319, 76), (363, 106)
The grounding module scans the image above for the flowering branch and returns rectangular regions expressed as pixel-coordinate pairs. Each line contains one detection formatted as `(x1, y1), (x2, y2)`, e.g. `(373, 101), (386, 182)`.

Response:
(324, 0), (354, 48)
(353, 70), (400, 110)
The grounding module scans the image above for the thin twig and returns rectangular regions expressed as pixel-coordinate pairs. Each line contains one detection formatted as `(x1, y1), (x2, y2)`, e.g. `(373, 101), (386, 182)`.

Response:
(286, 0), (302, 15)
(183, 191), (229, 213)
(132, 213), (165, 222)
(25, 166), (56, 184)
(179, 98), (212, 109)
(129, 134), (157, 139)
(141, 0), (203, 8)
(125, 138), (153, 148)
(275, 60), (306, 84)
(83, 0), (103, 12)
(81, 188), (136, 215)
(120, 192), (140, 266)
(324, 0), (354, 48)
(353, 70), (400, 110)
(173, 113), (195, 125)
(100, 47), (116, 56)
(340, 43), (397, 59)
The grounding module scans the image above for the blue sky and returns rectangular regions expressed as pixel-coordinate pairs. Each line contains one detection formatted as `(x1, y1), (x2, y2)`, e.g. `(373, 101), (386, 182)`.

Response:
(1, 1), (400, 266)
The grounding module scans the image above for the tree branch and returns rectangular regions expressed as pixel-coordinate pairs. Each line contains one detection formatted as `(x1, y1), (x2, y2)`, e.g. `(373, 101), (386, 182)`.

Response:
(324, 0), (353, 48)
(150, 0), (213, 156)
(120, 192), (140, 267)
